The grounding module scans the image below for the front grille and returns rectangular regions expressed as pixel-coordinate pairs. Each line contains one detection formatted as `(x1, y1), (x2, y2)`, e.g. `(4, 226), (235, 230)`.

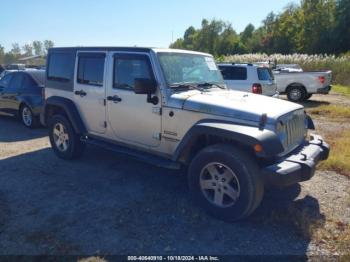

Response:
(284, 110), (306, 151)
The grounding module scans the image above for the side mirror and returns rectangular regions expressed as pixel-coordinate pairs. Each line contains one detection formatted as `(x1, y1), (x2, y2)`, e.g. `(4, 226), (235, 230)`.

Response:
(134, 78), (157, 95)
(134, 78), (159, 105)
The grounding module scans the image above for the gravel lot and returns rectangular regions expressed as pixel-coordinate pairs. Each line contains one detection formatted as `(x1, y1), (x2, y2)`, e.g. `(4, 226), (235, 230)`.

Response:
(0, 94), (349, 256)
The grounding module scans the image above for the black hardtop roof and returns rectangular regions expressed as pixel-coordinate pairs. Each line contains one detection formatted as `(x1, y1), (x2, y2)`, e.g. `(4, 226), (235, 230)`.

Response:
(48, 46), (153, 53)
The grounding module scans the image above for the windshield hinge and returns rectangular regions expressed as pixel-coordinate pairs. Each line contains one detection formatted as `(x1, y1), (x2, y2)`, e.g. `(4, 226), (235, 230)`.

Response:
(103, 99), (106, 106)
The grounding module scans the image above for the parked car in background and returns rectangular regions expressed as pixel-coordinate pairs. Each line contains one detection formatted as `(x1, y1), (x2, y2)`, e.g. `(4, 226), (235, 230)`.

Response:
(274, 70), (332, 102)
(0, 70), (45, 128)
(5, 63), (26, 70)
(218, 63), (278, 97)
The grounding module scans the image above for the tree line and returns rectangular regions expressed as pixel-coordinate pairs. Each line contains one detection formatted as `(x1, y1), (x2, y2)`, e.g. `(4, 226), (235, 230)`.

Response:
(170, 0), (350, 56)
(0, 40), (54, 65)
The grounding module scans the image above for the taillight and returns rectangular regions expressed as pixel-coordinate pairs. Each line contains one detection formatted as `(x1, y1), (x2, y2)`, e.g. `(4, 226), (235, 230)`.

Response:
(318, 76), (325, 84)
(252, 83), (262, 94)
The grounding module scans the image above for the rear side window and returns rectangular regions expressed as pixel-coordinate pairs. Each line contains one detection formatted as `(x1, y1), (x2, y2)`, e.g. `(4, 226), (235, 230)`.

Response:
(77, 53), (105, 86)
(113, 54), (154, 90)
(23, 74), (37, 88)
(258, 68), (274, 81)
(219, 66), (247, 80)
(47, 53), (73, 82)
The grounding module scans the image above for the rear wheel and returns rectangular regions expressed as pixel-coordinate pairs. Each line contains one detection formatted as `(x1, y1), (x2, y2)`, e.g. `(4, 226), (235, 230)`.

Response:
(287, 86), (306, 102)
(48, 114), (85, 159)
(188, 144), (264, 221)
(20, 104), (39, 128)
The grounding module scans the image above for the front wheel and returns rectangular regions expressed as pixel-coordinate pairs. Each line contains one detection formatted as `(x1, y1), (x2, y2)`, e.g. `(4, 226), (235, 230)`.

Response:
(188, 144), (264, 221)
(48, 114), (85, 160)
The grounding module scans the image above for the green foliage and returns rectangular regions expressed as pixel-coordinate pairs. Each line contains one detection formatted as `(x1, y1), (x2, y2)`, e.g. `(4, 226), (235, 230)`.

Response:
(171, 0), (349, 55)
(0, 40), (54, 65)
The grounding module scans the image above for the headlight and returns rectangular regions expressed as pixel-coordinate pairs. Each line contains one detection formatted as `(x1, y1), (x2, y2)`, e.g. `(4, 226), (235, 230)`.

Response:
(276, 121), (287, 147)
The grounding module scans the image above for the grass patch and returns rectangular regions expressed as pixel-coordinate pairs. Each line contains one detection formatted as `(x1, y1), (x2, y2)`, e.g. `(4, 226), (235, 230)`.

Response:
(319, 130), (350, 177)
(332, 85), (350, 97)
(307, 104), (350, 119)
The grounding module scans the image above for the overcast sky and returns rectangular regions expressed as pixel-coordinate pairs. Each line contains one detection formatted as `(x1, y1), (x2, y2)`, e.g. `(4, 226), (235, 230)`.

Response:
(0, 0), (297, 51)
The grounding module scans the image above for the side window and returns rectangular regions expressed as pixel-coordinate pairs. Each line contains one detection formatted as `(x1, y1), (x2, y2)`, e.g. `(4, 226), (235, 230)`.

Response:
(113, 54), (154, 90)
(0, 74), (13, 88)
(47, 53), (73, 82)
(22, 74), (37, 88)
(77, 54), (105, 86)
(9, 73), (23, 90)
(219, 66), (247, 80)
(219, 66), (231, 80)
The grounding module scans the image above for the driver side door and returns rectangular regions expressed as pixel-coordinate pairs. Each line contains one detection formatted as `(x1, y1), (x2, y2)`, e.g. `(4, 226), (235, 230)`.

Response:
(106, 52), (162, 148)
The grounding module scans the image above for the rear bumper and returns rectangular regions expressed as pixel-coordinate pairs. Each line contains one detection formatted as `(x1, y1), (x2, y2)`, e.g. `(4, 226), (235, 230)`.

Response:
(317, 85), (332, 94)
(262, 134), (329, 187)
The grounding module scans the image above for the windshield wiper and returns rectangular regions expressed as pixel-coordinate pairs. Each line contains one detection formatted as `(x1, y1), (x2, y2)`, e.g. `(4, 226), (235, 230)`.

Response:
(169, 83), (198, 90)
(197, 82), (226, 89)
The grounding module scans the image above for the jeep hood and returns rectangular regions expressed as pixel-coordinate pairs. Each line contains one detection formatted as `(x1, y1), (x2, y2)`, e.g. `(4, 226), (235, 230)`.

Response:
(169, 89), (303, 123)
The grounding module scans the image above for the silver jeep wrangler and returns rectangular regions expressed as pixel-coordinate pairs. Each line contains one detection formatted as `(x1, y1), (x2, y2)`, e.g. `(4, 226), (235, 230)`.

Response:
(41, 47), (329, 221)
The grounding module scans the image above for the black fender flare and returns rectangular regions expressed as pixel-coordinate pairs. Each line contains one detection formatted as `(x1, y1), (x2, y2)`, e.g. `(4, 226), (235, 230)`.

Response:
(172, 120), (284, 162)
(41, 96), (87, 134)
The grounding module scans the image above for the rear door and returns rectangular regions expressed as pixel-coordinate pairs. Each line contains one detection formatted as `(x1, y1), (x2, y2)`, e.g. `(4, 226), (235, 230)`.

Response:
(219, 66), (248, 91)
(73, 52), (107, 134)
(257, 67), (277, 96)
(0, 73), (14, 112)
(1, 72), (23, 114)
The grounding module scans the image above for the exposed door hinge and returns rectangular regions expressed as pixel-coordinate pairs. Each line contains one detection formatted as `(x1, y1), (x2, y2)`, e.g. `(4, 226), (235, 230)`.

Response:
(152, 133), (162, 140)
(152, 107), (162, 115)
(103, 99), (106, 106)
(104, 121), (107, 128)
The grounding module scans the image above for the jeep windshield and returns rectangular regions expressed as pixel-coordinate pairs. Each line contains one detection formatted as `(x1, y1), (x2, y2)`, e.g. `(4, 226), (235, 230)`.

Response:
(157, 52), (225, 89)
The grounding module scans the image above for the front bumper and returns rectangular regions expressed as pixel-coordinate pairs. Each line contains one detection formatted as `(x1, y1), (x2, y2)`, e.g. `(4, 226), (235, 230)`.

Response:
(262, 134), (329, 187)
(317, 85), (332, 94)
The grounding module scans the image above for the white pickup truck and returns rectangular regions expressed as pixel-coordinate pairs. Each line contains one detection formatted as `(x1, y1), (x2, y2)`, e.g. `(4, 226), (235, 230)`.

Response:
(274, 69), (332, 102)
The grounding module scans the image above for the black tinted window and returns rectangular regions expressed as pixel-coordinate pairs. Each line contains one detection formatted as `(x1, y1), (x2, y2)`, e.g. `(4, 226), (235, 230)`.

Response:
(77, 54), (105, 86)
(47, 53), (73, 82)
(258, 68), (274, 80)
(113, 54), (154, 90)
(219, 66), (247, 80)
(23, 74), (37, 88)
(0, 74), (13, 88)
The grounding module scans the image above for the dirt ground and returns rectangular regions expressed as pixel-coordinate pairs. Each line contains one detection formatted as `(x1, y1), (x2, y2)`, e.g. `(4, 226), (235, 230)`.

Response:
(0, 93), (349, 257)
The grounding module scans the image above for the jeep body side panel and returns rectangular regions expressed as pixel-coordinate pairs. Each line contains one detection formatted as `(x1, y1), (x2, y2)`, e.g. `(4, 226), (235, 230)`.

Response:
(41, 96), (87, 134)
(173, 120), (284, 162)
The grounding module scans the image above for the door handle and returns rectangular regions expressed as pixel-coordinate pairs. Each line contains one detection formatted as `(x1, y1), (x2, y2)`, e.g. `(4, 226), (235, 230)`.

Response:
(74, 90), (87, 97)
(107, 95), (122, 103)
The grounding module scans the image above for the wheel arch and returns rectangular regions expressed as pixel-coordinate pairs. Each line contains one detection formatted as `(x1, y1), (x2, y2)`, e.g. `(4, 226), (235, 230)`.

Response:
(286, 83), (306, 93)
(41, 96), (87, 134)
(173, 120), (284, 164)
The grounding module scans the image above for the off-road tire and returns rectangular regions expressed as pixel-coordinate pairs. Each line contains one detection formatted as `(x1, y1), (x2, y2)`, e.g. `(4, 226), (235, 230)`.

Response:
(48, 114), (85, 160)
(188, 144), (264, 221)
